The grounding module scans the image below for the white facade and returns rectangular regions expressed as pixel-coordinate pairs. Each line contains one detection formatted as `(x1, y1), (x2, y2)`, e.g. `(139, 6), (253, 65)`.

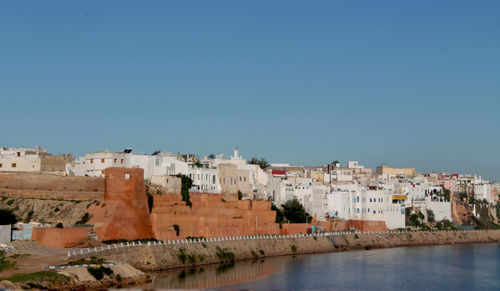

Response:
(305, 184), (328, 221)
(267, 176), (294, 206)
(474, 183), (493, 203)
(65, 150), (194, 179)
(348, 161), (364, 169)
(188, 167), (221, 193)
(66, 151), (130, 177)
(326, 186), (405, 229)
(0, 146), (70, 173)
(212, 149), (268, 195)
(0, 146), (44, 172)
(331, 168), (353, 182)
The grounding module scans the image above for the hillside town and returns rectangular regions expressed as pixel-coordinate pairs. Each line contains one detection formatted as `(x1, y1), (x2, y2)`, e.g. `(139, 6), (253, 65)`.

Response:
(1, 145), (499, 245)
(0, 145), (499, 288)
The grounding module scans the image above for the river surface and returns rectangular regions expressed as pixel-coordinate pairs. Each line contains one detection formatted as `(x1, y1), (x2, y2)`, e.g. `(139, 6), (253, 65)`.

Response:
(146, 243), (500, 290)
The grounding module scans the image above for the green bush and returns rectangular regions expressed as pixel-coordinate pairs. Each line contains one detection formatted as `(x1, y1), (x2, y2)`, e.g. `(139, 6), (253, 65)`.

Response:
(216, 247), (235, 263)
(175, 174), (193, 207)
(2, 270), (63, 283)
(282, 200), (311, 223)
(290, 245), (297, 253)
(88, 266), (113, 280)
(0, 209), (17, 225)
(177, 248), (187, 264)
(146, 192), (154, 213)
(75, 213), (91, 225)
(436, 219), (457, 230)
(271, 204), (285, 223)
(426, 209), (435, 223)
(6, 200), (14, 206)
(0, 251), (16, 271)
(24, 210), (34, 223)
(173, 224), (180, 236)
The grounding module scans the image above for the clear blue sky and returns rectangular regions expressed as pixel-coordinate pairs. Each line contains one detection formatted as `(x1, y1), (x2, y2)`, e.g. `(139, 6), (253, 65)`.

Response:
(1, 1), (499, 180)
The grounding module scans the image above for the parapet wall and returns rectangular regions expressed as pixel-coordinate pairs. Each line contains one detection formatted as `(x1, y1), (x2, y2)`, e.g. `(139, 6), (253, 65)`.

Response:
(32, 227), (93, 248)
(150, 192), (279, 240)
(0, 172), (104, 192)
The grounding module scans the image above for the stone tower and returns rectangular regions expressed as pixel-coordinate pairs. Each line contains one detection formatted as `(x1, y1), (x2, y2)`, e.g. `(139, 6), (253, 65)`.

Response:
(90, 167), (154, 241)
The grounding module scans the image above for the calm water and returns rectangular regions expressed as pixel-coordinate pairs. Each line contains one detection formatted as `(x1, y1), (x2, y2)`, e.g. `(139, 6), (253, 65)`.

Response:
(147, 243), (500, 291)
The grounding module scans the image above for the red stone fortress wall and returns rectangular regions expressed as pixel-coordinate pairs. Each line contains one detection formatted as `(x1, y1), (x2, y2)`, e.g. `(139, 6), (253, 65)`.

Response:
(89, 168), (154, 241)
(31, 227), (93, 248)
(150, 192), (279, 240)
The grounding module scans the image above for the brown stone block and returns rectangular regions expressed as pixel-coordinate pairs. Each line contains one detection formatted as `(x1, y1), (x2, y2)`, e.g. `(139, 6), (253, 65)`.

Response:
(32, 227), (93, 248)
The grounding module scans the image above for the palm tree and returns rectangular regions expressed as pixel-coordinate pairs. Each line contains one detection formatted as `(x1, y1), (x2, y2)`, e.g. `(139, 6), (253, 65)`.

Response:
(248, 157), (269, 169)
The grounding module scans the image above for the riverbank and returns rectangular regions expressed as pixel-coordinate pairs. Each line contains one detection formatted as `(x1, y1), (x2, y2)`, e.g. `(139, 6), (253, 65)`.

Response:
(81, 229), (500, 272)
(1, 230), (499, 289)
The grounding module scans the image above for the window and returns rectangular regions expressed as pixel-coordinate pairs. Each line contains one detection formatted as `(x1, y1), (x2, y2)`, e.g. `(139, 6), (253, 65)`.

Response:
(114, 158), (117, 163)
(90, 159), (94, 163)
(125, 173), (130, 180)
(11, 163), (16, 168)
(17, 152), (21, 157)
(101, 158), (105, 163)
(357, 208), (360, 213)
(356, 196), (359, 202)
(120, 159), (124, 164)
(369, 198), (372, 202)
(0, 163), (2, 168)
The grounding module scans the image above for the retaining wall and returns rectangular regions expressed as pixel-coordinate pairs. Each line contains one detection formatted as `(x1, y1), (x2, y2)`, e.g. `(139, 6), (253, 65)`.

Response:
(67, 229), (500, 271)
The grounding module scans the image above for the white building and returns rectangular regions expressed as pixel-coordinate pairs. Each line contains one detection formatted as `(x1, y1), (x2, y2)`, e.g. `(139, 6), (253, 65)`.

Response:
(330, 168), (353, 182)
(326, 185), (405, 229)
(212, 149), (268, 196)
(66, 150), (130, 177)
(348, 161), (363, 169)
(267, 176), (295, 206)
(474, 183), (494, 203)
(1, 146), (69, 173)
(188, 167), (221, 193)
